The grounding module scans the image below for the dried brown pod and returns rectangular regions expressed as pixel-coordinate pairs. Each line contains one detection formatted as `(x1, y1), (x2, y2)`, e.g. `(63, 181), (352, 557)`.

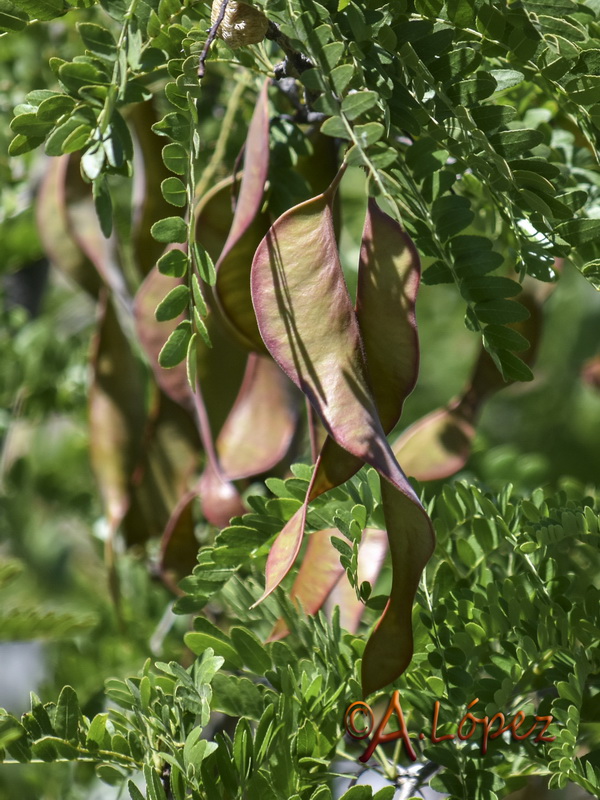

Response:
(210, 1), (269, 49)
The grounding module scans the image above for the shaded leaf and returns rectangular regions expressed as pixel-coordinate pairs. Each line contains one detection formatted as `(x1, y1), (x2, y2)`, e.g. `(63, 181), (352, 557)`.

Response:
(321, 115), (350, 139)
(93, 177), (112, 238)
(89, 294), (147, 532)
(198, 461), (245, 529)
(216, 355), (298, 480)
(230, 627), (271, 674)
(135, 263), (194, 412)
(8, 133), (45, 156)
(157, 248), (188, 278)
(393, 404), (476, 481)
(58, 61), (108, 94)
(62, 152), (129, 304)
(470, 104), (517, 132)
(185, 619), (243, 668)
(17, 0), (65, 21)
(557, 218), (600, 245)
(160, 491), (199, 590)
(489, 128), (544, 158)
(0, 3), (29, 32)
(78, 21), (117, 57)
(36, 155), (102, 297)
(474, 298), (531, 324)
(130, 100), (181, 275)
(342, 90), (378, 120)
(214, 80), (271, 352)
(121, 392), (201, 547)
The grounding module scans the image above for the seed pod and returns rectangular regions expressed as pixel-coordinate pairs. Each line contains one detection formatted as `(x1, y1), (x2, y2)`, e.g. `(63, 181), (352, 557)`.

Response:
(210, 1), (269, 49)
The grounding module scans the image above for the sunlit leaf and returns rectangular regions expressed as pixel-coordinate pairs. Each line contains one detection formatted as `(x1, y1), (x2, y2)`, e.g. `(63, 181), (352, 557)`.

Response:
(269, 530), (346, 641)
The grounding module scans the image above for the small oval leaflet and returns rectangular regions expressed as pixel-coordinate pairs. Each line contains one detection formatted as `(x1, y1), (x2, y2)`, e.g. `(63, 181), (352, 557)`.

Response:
(155, 284), (189, 322)
(158, 320), (192, 368)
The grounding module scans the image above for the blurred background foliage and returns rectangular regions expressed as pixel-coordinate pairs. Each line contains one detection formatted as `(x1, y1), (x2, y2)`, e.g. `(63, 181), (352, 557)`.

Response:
(2, 1), (600, 798)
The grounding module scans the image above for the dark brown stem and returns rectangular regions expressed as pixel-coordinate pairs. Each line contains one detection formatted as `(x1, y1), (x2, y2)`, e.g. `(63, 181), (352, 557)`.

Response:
(266, 19), (313, 78)
(199, 0), (230, 78)
(161, 764), (174, 800)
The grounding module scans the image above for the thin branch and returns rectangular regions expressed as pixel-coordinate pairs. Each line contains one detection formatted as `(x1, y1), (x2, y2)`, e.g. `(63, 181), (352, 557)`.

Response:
(266, 20), (313, 78)
(199, 0), (230, 78)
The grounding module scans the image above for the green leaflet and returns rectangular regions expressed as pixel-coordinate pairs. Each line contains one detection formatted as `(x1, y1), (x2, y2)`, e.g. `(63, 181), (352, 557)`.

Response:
(54, 687), (81, 744)
(77, 21), (117, 58)
(0, 2), (29, 31)
(134, 262), (194, 412)
(151, 215), (187, 244)
(17, 0), (66, 21)
(251, 172), (434, 695)
(130, 100), (182, 276)
(158, 320), (192, 368)
(155, 284), (190, 321)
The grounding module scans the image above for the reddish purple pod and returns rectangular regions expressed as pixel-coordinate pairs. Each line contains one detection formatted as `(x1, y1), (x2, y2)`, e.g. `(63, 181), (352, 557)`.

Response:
(251, 170), (434, 696)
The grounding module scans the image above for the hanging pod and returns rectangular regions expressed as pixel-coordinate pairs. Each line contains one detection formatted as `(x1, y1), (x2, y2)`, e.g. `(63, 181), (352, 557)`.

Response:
(250, 169), (435, 696)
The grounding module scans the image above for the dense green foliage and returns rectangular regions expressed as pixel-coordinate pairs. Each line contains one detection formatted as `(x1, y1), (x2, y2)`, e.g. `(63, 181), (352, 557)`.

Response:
(2, 0), (600, 798)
